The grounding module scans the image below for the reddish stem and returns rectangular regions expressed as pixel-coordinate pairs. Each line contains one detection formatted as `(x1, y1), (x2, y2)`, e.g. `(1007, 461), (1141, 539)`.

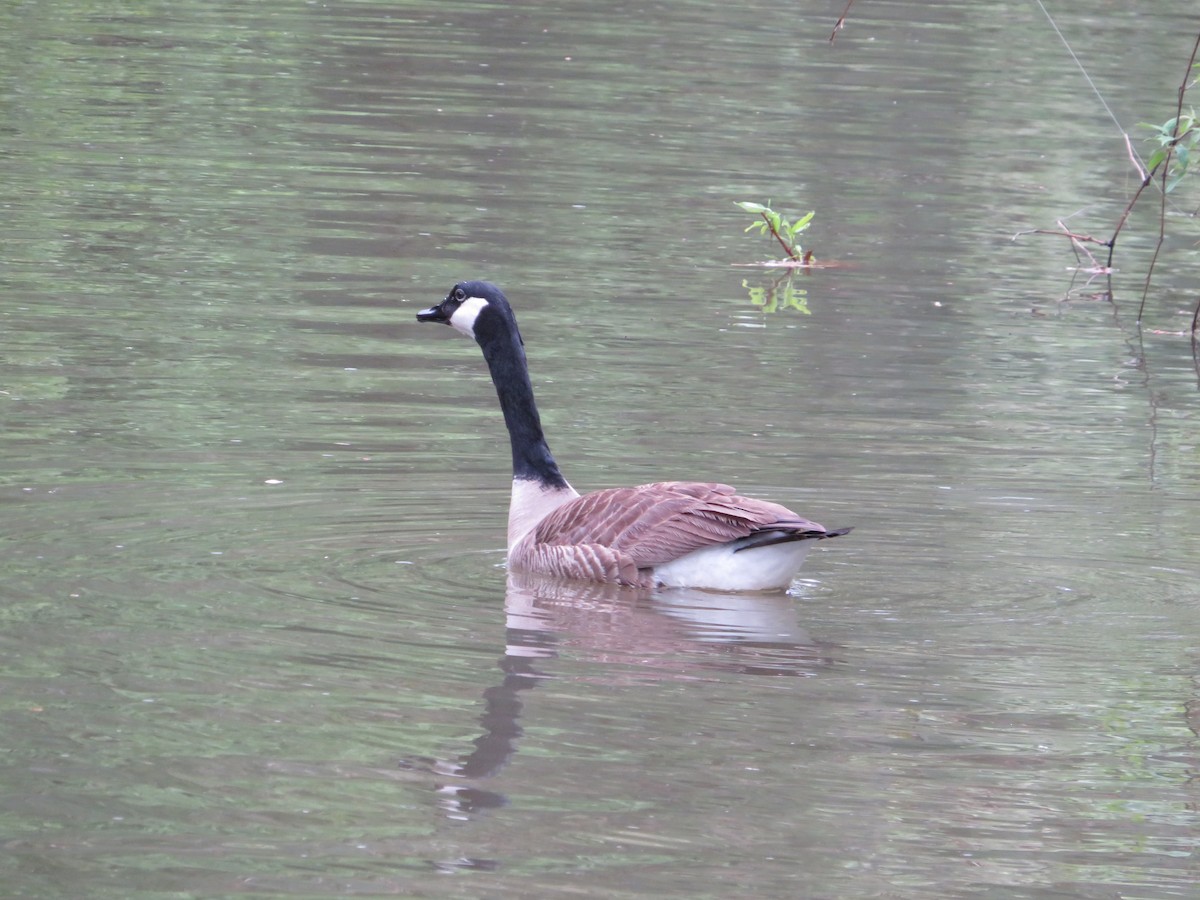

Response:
(761, 212), (802, 262)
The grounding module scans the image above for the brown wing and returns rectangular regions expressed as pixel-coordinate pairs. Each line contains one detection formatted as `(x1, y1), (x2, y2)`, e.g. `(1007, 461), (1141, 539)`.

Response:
(526, 481), (830, 570)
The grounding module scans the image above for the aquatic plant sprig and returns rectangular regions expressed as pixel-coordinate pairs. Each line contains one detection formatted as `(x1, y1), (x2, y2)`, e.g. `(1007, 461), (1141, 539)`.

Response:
(735, 201), (815, 266)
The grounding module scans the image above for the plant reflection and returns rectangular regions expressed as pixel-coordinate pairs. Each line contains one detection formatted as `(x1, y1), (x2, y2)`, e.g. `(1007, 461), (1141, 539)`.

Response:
(742, 274), (810, 314)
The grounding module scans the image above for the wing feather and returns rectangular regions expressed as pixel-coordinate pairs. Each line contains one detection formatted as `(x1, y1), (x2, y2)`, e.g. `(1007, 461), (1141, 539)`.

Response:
(516, 481), (834, 578)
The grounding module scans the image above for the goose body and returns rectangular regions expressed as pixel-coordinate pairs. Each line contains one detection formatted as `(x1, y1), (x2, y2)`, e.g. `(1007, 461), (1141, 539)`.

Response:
(417, 281), (850, 591)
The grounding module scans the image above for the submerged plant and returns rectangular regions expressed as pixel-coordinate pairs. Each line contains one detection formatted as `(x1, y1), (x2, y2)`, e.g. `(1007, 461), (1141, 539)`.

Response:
(735, 201), (815, 265)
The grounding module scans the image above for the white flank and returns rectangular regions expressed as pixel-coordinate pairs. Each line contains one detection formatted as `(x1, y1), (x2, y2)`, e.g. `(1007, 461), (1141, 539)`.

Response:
(652, 540), (813, 592)
(448, 295), (489, 338)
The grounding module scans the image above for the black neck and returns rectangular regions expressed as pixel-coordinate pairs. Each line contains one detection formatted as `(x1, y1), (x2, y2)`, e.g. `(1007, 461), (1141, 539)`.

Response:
(478, 327), (570, 490)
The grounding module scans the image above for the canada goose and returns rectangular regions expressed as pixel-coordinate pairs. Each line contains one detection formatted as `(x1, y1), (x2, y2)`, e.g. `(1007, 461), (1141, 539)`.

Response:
(417, 281), (850, 591)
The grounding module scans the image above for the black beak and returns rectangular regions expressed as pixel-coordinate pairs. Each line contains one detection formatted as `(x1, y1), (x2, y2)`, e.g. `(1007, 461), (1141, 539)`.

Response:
(416, 303), (449, 324)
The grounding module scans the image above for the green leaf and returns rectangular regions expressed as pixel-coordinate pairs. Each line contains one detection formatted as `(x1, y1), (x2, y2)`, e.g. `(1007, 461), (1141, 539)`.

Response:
(735, 201), (768, 213)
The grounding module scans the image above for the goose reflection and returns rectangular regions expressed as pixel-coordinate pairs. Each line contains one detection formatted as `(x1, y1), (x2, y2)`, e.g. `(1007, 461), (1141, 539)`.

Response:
(411, 572), (837, 823)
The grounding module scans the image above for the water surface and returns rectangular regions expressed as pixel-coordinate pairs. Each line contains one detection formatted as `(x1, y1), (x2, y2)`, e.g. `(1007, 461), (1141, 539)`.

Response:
(2, 1), (1198, 897)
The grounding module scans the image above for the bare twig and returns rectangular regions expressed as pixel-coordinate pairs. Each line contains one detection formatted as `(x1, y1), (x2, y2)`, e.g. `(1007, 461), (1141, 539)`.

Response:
(1123, 133), (1148, 182)
(1014, 226), (1112, 269)
(830, 0), (856, 43)
(1105, 161), (1160, 272)
(1138, 30), (1200, 323)
(1137, 159), (1171, 323)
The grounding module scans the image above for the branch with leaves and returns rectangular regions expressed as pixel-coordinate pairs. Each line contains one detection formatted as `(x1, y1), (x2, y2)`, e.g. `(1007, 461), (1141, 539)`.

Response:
(735, 201), (815, 266)
(1021, 32), (1200, 334)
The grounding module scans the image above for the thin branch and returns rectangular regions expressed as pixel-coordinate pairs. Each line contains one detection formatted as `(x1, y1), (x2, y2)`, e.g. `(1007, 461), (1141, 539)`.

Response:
(1137, 158), (1171, 322)
(1137, 30), (1200, 323)
(1014, 226), (1112, 270)
(1012, 226), (1109, 246)
(1106, 161), (1161, 271)
(1124, 133), (1148, 182)
(830, 0), (856, 43)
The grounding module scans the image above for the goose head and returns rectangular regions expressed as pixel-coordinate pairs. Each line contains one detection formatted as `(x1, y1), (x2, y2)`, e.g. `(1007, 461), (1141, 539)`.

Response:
(417, 280), (522, 346)
(417, 279), (567, 495)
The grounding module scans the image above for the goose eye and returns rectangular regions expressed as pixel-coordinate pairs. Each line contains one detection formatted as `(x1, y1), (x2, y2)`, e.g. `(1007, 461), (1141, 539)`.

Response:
(453, 287), (467, 302)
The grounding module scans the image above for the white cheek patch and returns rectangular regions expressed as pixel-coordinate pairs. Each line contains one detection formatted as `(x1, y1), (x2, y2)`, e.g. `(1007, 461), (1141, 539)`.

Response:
(448, 296), (488, 338)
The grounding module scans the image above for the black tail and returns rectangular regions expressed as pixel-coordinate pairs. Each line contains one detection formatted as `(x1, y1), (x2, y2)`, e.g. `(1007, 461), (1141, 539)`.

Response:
(734, 525), (853, 553)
